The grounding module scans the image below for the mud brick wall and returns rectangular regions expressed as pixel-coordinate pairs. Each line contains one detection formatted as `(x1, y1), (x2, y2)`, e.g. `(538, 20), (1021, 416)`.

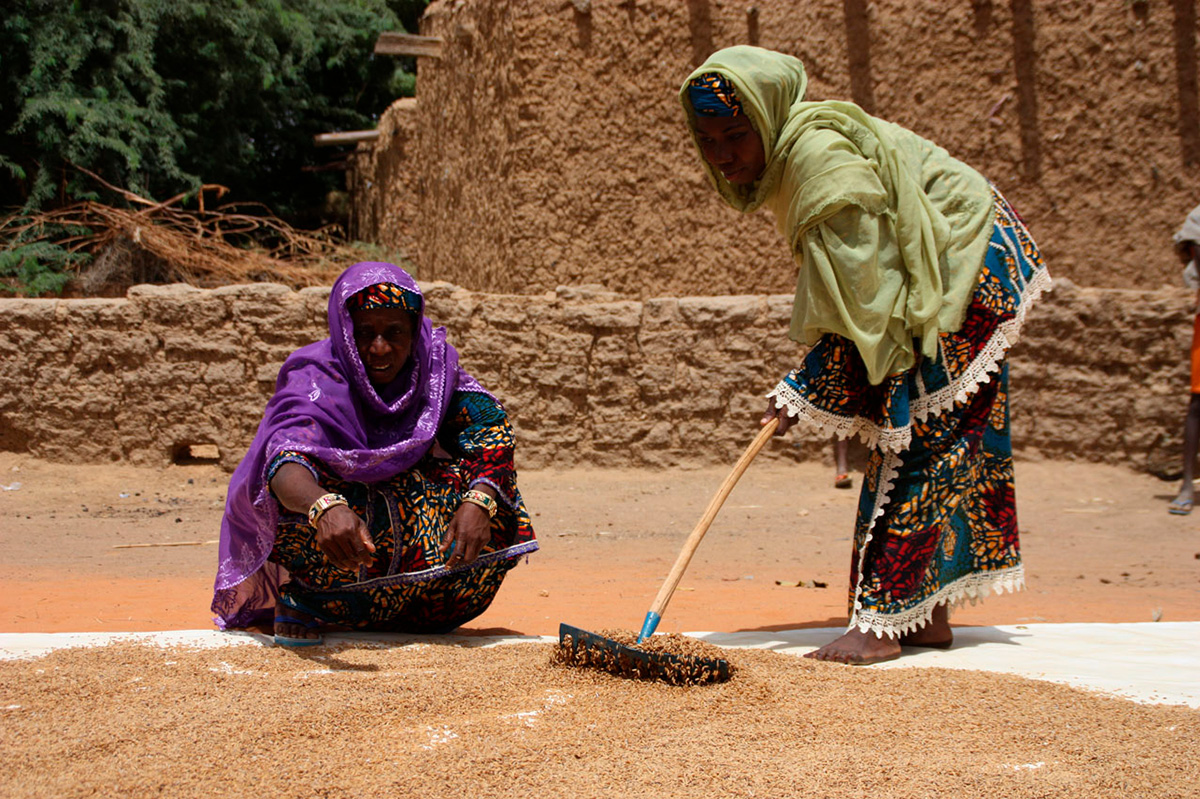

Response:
(350, 0), (1200, 296)
(0, 281), (1192, 473)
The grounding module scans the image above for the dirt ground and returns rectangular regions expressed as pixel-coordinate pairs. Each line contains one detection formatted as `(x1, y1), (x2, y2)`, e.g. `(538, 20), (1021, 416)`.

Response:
(2, 449), (1197, 638)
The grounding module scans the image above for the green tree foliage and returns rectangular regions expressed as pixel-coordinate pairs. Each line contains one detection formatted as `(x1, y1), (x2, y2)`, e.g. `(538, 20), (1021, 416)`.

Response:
(0, 0), (425, 220)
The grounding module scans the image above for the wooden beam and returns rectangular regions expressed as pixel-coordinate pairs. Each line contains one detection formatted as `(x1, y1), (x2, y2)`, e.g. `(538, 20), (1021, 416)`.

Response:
(313, 130), (380, 148)
(375, 32), (443, 59)
(301, 161), (351, 173)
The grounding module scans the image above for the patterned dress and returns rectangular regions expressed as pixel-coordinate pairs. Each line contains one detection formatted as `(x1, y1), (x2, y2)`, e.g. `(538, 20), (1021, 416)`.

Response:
(267, 390), (537, 633)
(768, 190), (1049, 637)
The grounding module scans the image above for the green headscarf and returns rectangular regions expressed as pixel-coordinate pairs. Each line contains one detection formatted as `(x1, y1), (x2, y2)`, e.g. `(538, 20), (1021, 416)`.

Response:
(681, 46), (994, 384)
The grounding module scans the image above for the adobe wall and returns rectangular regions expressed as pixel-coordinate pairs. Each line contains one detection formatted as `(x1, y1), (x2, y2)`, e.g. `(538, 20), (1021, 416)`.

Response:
(0, 284), (1191, 475)
(347, 97), (421, 263)
(350, 0), (1200, 296)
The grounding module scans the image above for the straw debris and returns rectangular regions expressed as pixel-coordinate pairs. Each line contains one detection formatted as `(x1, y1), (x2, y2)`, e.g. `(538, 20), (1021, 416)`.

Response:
(1, 169), (380, 295)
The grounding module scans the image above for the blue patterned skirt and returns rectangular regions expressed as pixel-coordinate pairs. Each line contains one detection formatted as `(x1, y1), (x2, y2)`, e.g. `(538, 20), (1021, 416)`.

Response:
(767, 189), (1050, 637)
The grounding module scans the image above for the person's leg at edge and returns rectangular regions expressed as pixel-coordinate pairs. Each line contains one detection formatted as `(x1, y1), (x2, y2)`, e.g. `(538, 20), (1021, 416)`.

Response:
(1171, 393), (1200, 512)
(834, 437), (852, 488)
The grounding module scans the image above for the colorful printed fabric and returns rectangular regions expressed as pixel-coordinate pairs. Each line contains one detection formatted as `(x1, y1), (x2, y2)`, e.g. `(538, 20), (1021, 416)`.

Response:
(346, 282), (422, 314)
(447, 390), (518, 495)
(768, 188), (1048, 637)
(267, 389), (536, 633)
(767, 189), (1049, 453)
(214, 262), (502, 630)
(687, 73), (743, 117)
(849, 361), (1017, 636)
(266, 450), (318, 484)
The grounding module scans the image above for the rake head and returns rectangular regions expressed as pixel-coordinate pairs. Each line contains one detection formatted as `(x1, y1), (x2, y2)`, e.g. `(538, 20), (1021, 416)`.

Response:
(555, 623), (732, 685)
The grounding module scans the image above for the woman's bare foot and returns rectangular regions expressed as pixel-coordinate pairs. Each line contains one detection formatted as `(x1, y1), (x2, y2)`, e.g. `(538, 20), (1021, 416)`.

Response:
(900, 603), (953, 649)
(803, 628), (901, 665)
(273, 599), (323, 643)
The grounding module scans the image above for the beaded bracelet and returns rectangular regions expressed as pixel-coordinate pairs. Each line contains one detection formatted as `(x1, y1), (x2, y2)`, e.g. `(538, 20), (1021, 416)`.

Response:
(461, 489), (497, 518)
(307, 493), (349, 526)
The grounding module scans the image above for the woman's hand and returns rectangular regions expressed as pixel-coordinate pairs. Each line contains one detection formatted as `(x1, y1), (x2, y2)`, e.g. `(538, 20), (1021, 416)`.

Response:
(269, 462), (375, 571)
(441, 487), (496, 567)
(313, 504), (376, 571)
(761, 402), (795, 436)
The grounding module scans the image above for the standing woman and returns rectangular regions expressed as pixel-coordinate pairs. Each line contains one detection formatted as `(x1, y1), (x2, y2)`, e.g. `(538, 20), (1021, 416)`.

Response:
(212, 262), (537, 644)
(680, 47), (1049, 664)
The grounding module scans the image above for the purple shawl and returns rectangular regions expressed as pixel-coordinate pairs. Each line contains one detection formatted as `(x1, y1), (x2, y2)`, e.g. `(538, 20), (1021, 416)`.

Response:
(211, 262), (489, 629)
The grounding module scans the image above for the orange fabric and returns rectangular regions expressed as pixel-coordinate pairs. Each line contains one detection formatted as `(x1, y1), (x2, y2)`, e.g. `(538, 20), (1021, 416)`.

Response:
(1191, 314), (1200, 395)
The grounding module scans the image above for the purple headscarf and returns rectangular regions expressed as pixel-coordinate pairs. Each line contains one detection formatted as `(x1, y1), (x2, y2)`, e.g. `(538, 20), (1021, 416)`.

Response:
(211, 262), (489, 629)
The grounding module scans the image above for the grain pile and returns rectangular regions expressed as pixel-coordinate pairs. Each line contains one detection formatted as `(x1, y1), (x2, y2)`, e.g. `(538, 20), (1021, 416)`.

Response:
(554, 628), (733, 685)
(1, 641), (1197, 798)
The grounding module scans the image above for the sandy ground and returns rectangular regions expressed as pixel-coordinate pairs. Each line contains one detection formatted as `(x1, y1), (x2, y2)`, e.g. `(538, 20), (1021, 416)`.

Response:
(2, 450), (1197, 638)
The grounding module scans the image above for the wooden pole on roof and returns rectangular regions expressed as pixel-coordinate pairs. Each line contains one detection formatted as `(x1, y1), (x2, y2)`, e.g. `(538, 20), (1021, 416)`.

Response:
(313, 130), (381, 147)
(374, 32), (444, 59)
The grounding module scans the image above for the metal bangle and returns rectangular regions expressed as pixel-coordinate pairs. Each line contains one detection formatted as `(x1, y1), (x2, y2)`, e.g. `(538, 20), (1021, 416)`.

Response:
(307, 493), (348, 526)
(461, 489), (497, 518)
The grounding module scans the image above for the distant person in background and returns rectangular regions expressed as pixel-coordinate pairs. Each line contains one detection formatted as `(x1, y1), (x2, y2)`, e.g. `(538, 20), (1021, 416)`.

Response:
(680, 47), (1050, 665)
(1169, 204), (1200, 515)
(212, 262), (537, 644)
(833, 437), (852, 489)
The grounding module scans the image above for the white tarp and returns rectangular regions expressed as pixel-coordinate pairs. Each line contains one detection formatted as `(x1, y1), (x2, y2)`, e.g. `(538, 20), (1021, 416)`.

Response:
(1, 622), (1195, 707)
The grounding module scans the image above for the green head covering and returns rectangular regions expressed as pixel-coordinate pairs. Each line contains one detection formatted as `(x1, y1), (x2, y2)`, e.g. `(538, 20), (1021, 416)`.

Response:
(679, 46), (809, 214)
(680, 46), (994, 384)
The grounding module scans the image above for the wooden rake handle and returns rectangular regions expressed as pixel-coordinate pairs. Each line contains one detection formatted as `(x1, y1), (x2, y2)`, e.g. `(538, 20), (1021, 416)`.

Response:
(640, 417), (780, 638)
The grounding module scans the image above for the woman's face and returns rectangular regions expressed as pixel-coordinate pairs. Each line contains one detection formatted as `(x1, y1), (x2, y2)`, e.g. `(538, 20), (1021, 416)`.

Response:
(693, 115), (766, 185)
(1180, 241), (1197, 266)
(350, 306), (415, 386)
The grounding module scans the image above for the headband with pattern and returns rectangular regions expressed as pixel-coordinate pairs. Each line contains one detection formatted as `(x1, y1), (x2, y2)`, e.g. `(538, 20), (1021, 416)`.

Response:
(687, 73), (743, 117)
(346, 282), (422, 314)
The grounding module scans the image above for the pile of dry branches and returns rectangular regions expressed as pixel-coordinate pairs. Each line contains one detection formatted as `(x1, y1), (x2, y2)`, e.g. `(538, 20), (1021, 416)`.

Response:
(3, 170), (376, 295)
